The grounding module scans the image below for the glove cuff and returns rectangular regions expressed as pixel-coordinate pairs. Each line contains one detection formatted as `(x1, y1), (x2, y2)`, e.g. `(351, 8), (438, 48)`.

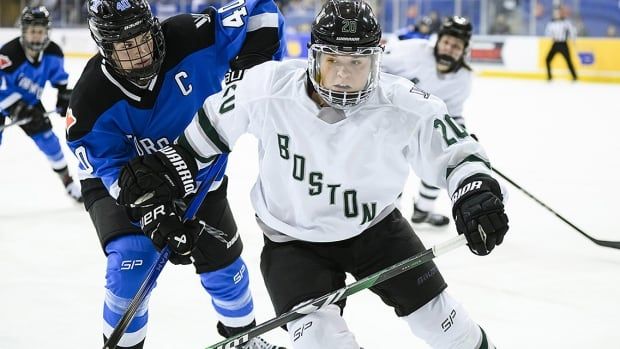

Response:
(156, 145), (199, 198)
(451, 174), (502, 205)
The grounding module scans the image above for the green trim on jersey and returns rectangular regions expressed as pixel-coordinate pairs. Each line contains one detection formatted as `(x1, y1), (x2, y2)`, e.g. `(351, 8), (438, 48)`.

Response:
(446, 155), (491, 178)
(478, 326), (493, 349)
(197, 107), (231, 153)
(177, 135), (214, 163)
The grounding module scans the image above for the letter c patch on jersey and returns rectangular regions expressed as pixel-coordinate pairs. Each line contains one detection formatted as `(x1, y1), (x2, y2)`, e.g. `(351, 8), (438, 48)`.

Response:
(0, 54), (12, 69)
(175, 71), (193, 96)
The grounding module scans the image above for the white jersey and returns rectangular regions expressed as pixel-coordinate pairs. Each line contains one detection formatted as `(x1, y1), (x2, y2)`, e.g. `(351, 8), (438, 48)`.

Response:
(381, 39), (472, 121)
(179, 59), (491, 242)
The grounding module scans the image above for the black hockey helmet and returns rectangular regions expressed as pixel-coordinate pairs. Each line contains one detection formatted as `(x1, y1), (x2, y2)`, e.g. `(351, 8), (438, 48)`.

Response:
(437, 16), (472, 47)
(87, 0), (165, 84)
(310, 0), (381, 49)
(308, 0), (383, 109)
(420, 16), (433, 27)
(434, 16), (472, 72)
(20, 6), (51, 53)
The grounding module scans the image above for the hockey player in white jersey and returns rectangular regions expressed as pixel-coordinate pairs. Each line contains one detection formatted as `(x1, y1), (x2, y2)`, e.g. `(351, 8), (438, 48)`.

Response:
(116, 1), (508, 348)
(382, 16), (474, 227)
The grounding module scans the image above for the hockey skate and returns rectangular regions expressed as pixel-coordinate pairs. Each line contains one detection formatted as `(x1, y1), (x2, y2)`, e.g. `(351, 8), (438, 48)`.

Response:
(56, 167), (83, 203)
(411, 204), (449, 227)
(217, 321), (286, 349)
(64, 180), (83, 202)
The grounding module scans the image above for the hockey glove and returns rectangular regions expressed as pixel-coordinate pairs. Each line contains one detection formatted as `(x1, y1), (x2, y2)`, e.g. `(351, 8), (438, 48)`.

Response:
(117, 145), (198, 207)
(452, 174), (509, 256)
(140, 202), (205, 265)
(55, 86), (72, 117)
(9, 100), (42, 124)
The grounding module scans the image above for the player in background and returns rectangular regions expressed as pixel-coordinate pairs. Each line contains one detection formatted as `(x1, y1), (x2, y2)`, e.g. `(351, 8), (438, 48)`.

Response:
(116, 1), (508, 348)
(0, 6), (81, 202)
(394, 15), (433, 40)
(382, 16), (474, 228)
(66, 0), (286, 347)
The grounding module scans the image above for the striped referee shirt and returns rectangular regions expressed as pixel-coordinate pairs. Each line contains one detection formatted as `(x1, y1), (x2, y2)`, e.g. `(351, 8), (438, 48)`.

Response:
(545, 19), (576, 42)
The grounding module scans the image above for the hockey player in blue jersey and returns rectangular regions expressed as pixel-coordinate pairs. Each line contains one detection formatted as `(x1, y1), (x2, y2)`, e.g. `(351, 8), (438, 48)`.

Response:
(66, 0), (286, 347)
(0, 6), (81, 202)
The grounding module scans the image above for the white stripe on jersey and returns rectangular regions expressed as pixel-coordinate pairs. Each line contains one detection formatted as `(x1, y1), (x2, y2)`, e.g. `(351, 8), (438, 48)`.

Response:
(77, 167), (97, 180)
(100, 64), (141, 102)
(194, 14), (210, 29)
(0, 91), (21, 111)
(184, 114), (220, 159)
(109, 180), (121, 199)
(247, 12), (279, 32)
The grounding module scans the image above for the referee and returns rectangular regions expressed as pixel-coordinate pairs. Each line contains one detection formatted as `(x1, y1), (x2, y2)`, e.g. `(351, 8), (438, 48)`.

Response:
(545, 8), (578, 81)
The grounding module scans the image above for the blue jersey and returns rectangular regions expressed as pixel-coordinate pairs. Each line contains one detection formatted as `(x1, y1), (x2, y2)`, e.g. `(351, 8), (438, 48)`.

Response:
(0, 38), (68, 116)
(67, 0), (285, 198)
(395, 26), (431, 41)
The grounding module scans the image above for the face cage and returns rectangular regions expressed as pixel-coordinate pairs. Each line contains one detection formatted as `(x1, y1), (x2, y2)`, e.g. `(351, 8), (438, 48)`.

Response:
(308, 44), (382, 110)
(20, 25), (50, 54)
(95, 19), (165, 85)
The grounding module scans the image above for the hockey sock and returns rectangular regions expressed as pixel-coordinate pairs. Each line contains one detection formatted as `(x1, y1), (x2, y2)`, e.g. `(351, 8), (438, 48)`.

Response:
(30, 130), (67, 170)
(416, 180), (441, 212)
(286, 303), (360, 349)
(401, 291), (483, 348)
(103, 335), (145, 349)
(54, 166), (72, 185)
(102, 235), (160, 348)
(200, 257), (255, 328)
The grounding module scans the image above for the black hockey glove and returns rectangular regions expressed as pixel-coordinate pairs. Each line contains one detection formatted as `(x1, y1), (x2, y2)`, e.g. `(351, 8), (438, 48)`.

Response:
(9, 100), (42, 124)
(452, 174), (509, 256)
(140, 202), (205, 265)
(117, 145), (198, 207)
(55, 85), (72, 117)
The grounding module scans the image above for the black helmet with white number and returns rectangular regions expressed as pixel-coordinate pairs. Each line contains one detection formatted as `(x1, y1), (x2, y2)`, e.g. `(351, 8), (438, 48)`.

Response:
(87, 0), (165, 84)
(308, 0), (383, 109)
(434, 16), (472, 72)
(20, 6), (51, 54)
(311, 0), (381, 48)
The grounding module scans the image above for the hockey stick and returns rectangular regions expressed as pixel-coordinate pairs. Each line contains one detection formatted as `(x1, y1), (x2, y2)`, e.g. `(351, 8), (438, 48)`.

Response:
(205, 234), (467, 349)
(493, 167), (620, 249)
(0, 111), (59, 132)
(0, 117), (32, 131)
(103, 153), (229, 349)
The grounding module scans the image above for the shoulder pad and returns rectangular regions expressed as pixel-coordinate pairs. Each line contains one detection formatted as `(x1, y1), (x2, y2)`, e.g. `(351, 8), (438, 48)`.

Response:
(67, 56), (124, 141)
(159, 12), (216, 71)
(0, 38), (25, 73)
(44, 41), (64, 58)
